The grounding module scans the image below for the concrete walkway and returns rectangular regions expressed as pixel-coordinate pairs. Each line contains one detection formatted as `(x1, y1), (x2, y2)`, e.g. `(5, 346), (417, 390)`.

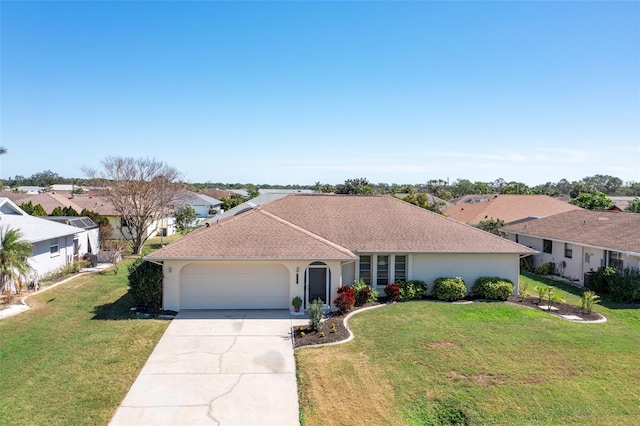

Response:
(110, 310), (304, 426)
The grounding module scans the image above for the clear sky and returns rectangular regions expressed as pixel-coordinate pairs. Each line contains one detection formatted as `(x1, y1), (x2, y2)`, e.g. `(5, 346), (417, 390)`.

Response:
(1, 1), (638, 187)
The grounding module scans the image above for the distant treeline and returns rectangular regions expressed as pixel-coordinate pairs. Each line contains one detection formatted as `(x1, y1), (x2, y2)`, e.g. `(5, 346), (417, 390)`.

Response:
(4, 170), (639, 199)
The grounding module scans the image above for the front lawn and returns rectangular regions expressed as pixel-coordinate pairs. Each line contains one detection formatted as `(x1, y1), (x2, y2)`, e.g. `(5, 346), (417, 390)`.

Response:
(0, 260), (169, 425)
(296, 274), (640, 425)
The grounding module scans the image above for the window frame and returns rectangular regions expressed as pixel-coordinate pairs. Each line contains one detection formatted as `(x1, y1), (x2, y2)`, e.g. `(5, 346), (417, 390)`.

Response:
(394, 255), (407, 282)
(543, 239), (552, 254)
(376, 255), (389, 286)
(359, 255), (372, 285)
(609, 251), (624, 269)
(50, 238), (60, 257)
(564, 243), (573, 259)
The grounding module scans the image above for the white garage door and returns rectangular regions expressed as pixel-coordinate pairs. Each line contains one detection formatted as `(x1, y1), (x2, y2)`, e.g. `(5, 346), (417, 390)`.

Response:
(180, 263), (289, 309)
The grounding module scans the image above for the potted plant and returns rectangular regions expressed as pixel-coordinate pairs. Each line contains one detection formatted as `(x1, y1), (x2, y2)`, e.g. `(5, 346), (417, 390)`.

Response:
(292, 296), (303, 313)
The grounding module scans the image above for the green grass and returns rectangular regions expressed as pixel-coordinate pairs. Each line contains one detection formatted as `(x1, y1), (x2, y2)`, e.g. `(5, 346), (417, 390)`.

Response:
(296, 274), (640, 425)
(0, 260), (169, 425)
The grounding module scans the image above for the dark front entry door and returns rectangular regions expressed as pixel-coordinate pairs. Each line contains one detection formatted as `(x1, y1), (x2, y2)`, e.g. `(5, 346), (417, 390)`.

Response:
(307, 266), (328, 305)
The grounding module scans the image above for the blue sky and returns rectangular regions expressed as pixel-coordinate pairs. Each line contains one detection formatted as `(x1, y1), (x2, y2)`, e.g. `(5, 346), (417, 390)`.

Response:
(1, 1), (638, 186)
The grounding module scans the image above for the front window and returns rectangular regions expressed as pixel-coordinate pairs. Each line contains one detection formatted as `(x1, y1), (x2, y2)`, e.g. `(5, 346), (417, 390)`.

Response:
(543, 239), (552, 254)
(609, 251), (624, 269)
(377, 255), (389, 286)
(564, 243), (573, 259)
(50, 238), (59, 256)
(359, 255), (371, 285)
(395, 255), (407, 282)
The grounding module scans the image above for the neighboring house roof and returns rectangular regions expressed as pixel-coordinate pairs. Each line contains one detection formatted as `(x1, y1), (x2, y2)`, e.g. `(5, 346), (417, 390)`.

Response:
(201, 190), (236, 199)
(444, 194), (582, 225)
(502, 210), (640, 255)
(0, 191), (84, 214)
(449, 194), (495, 205)
(0, 198), (84, 243)
(259, 189), (314, 195)
(609, 196), (638, 211)
(44, 216), (98, 230)
(183, 192), (222, 207)
(149, 195), (535, 261)
(207, 193), (289, 223)
(69, 195), (120, 216)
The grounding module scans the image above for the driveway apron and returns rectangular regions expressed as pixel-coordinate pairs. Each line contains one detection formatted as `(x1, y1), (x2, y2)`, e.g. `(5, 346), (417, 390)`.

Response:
(110, 310), (300, 426)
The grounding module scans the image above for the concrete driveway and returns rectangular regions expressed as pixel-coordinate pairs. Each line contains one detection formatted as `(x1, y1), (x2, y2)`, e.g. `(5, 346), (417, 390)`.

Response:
(110, 310), (301, 426)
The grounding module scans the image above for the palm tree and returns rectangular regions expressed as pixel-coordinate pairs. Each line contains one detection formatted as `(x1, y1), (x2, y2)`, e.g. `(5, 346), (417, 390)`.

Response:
(0, 227), (33, 294)
(0, 146), (6, 155)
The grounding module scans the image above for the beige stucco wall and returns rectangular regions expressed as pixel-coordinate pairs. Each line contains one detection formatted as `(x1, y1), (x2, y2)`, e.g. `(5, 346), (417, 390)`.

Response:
(161, 259), (347, 312)
(410, 253), (521, 294)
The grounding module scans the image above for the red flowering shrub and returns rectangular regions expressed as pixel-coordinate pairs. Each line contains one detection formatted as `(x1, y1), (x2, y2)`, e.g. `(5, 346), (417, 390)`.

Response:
(334, 286), (356, 314)
(384, 283), (401, 302)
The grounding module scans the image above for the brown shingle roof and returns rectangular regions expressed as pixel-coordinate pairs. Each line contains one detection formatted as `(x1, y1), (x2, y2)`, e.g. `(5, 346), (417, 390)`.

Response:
(262, 195), (533, 254)
(444, 194), (581, 225)
(502, 210), (640, 255)
(150, 194), (535, 260)
(147, 208), (357, 260)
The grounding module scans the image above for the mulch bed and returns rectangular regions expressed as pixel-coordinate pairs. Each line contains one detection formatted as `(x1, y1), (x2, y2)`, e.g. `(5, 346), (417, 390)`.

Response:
(507, 295), (604, 321)
(293, 302), (382, 349)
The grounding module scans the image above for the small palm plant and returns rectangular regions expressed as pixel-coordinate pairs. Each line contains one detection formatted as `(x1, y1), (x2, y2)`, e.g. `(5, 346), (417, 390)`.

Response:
(0, 227), (33, 294)
(581, 291), (600, 315)
(535, 284), (548, 304)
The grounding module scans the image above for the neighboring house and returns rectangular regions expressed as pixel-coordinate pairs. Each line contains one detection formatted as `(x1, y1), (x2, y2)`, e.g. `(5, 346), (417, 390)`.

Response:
(444, 194), (582, 225)
(71, 194), (174, 240)
(502, 210), (640, 283)
(43, 216), (100, 257)
(0, 198), (86, 280)
(449, 194), (495, 205)
(1, 191), (84, 215)
(147, 195), (536, 312)
(609, 196), (638, 212)
(182, 192), (223, 218)
(205, 193), (290, 223)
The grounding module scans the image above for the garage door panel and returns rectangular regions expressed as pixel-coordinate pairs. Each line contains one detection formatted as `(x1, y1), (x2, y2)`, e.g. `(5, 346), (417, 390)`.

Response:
(180, 263), (289, 310)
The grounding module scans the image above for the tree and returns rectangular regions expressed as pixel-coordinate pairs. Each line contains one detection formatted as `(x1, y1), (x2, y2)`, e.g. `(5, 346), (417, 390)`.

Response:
(174, 205), (198, 234)
(220, 193), (247, 211)
(476, 219), (507, 236)
(84, 156), (187, 255)
(0, 227), (33, 294)
(19, 201), (47, 216)
(335, 178), (373, 195)
(0, 147), (6, 155)
(624, 198), (640, 213)
(569, 191), (614, 210)
(582, 174), (623, 195)
(401, 190), (445, 214)
(501, 182), (530, 194)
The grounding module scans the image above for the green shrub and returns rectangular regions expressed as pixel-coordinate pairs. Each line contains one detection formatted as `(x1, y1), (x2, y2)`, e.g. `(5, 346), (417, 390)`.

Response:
(308, 299), (324, 330)
(352, 279), (376, 306)
(397, 280), (429, 301)
(432, 277), (467, 302)
(534, 262), (556, 275)
(592, 267), (640, 302)
(471, 277), (514, 301)
(581, 290), (600, 315)
(127, 257), (163, 314)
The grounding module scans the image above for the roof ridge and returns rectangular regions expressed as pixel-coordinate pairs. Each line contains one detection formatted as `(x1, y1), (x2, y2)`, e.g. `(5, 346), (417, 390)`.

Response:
(259, 209), (356, 258)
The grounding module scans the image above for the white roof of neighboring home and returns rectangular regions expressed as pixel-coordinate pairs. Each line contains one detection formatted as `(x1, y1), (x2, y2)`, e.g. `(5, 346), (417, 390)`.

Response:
(0, 198), (84, 243)
(206, 193), (289, 223)
(184, 192), (222, 206)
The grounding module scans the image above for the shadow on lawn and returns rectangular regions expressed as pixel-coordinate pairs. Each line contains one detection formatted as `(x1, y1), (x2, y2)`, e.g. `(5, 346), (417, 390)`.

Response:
(92, 293), (137, 320)
(522, 272), (639, 311)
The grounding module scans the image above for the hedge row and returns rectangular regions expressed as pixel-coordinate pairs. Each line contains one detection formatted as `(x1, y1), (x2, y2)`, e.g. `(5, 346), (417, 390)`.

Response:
(383, 277), (515, 302)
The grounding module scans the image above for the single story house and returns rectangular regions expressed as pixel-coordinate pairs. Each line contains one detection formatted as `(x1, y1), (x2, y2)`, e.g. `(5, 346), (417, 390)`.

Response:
(501, 210), (640, 283)
(146, 195), (536, 312)
(43, 216), (100, 257)
(444, 194), (582, 225)
(0, 198), (86, 281)
(182, 192), (223, 218)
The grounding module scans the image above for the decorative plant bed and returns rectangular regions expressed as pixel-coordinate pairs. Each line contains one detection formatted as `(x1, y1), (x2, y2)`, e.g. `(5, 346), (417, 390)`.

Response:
(507, 295), (605, 322)
(293, 302), (381, 348)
